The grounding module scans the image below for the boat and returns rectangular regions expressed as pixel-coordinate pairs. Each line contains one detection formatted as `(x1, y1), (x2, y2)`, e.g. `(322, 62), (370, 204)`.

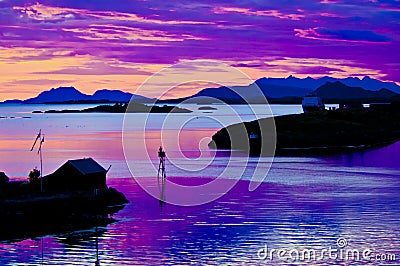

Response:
(302, 94), (325, 112)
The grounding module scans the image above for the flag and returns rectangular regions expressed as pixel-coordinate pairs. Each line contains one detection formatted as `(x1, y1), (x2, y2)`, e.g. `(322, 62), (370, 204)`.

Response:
(38, 136), (45, 154)
(30, 129), (41, 151)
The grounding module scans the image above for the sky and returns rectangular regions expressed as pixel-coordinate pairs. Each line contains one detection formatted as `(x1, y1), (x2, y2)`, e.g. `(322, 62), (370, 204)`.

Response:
(0, 0), (399, 100)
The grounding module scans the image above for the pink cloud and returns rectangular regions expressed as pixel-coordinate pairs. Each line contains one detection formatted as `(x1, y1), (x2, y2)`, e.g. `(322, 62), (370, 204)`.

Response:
(213, 6), (305, 21)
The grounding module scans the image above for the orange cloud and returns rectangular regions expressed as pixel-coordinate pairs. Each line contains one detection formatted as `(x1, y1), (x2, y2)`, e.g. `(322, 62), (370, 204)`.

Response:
(62, 24), (207, 42)
(213, 6), (305, 20)
(0, 47), (168, 100)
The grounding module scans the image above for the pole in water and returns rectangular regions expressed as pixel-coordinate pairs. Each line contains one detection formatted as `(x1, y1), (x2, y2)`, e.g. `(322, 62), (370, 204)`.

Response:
(41, 237), (44, 266)
(157, 146), (166, 179)
(39, 136), (44, 193)
(95, 226), (100, 266)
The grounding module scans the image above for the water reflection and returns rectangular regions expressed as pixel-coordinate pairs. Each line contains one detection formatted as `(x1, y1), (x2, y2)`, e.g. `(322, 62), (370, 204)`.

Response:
(324, 141), (400, 169)
(1, 174), (399, 265)
(1, 104), (399, 265)
(158, 175), (166, 210)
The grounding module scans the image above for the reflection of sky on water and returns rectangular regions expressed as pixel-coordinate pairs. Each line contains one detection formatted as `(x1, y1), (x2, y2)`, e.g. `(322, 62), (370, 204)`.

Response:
(1, 176), (399, 265)
(0, 104), (399, 265)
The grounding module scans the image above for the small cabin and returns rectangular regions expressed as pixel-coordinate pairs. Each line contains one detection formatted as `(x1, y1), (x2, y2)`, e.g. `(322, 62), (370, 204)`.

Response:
(43, 158), (107, 191)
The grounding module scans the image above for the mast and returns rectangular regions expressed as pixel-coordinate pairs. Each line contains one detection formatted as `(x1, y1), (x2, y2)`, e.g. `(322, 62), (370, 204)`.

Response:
(31, 129), (44, 193)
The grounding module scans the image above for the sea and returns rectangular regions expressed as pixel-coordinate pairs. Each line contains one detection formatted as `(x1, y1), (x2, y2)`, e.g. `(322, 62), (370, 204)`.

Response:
(0, 103), (399, 265)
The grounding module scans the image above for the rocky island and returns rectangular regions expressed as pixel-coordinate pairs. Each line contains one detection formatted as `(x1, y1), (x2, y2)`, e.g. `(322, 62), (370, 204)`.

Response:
(33, 103), (192, 114)
(210, 104), (400, 155)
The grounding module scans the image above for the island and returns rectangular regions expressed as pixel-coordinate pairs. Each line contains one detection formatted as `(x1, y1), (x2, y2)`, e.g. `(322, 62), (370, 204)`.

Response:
(33, 103), (192, 114)
(198, 106), (217, 111)
(209, 103), (400, 155)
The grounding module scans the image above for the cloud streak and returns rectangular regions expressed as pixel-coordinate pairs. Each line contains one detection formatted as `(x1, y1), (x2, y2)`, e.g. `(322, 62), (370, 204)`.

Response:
(295, 27), (391, 44)
(0, 0), (398, 99)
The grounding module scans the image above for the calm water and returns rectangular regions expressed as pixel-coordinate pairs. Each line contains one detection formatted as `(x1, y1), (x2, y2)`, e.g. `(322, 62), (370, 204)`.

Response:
(0, 103), (399, 265)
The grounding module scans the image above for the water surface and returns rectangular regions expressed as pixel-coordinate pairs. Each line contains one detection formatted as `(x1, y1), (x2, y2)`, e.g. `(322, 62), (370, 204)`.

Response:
(0, 103), (398, 265)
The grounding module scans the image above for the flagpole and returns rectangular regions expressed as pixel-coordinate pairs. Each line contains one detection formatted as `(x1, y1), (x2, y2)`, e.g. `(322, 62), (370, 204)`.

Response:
(31, 129), (44, 193)
(40, 142), (43, 193)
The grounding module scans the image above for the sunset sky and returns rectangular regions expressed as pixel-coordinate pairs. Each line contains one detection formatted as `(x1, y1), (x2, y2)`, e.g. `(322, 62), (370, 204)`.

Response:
(0, 0), (399, 100)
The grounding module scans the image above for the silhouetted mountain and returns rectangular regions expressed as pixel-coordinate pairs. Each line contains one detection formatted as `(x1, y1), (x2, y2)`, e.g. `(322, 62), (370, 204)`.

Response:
(340, 76), (400, 93)
(260, 75), (400, 93)
(92, 89), (149, 102)
(255, 78), (312, 97)
(186, 78), (312, 103)
(25, 87), (91, 104)
(2, 75), (399, 104)
(21, 87), (151, 104)
(176, 76), (400, 103)
(256, 76), (334, 92)
(313, 81), (398, 101)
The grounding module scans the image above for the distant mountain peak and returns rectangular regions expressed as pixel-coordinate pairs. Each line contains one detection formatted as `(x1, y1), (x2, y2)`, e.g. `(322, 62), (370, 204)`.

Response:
(24, 86), (90, 103)
(22, 86), (151, 104)
(313, 81), (398, 101)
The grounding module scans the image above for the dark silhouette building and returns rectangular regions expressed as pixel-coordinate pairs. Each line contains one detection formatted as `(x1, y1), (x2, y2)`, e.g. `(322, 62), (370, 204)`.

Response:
(43, 158), (107, 191)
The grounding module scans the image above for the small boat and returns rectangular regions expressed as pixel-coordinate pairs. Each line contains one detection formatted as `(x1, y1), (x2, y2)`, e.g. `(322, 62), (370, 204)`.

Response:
(302, 94), (325, 112)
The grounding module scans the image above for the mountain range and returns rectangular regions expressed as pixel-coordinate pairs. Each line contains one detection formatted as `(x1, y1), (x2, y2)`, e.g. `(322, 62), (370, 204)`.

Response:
(174, 76), (400, 102)
(256, 75), (400, 94)
(1, 76), (400, 104)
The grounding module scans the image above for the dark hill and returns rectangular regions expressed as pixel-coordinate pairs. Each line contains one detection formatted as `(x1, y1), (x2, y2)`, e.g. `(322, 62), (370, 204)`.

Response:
(23, 87), (152, 104)
(313, 81), (398, 102)
(210, 104), (400, 155)
(25, 87), (90, 104)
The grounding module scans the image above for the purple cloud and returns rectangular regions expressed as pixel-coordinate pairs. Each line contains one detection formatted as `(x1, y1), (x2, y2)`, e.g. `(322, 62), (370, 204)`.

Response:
(295, 27), (391, 43)
(0, 0), (398, 87)
(33, 61), (153, 75)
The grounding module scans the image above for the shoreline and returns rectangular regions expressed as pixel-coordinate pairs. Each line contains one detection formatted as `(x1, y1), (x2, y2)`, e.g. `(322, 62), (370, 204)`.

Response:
(0, 179), (129, 242)
(210, 105), (400, 156)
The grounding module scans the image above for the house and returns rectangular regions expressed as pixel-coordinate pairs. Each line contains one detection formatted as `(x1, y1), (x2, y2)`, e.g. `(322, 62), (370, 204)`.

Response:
(43, 158), (108, 191)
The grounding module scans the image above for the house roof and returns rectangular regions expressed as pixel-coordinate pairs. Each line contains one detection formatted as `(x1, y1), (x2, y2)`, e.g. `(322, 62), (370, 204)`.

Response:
(66, 158), (106, 175)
